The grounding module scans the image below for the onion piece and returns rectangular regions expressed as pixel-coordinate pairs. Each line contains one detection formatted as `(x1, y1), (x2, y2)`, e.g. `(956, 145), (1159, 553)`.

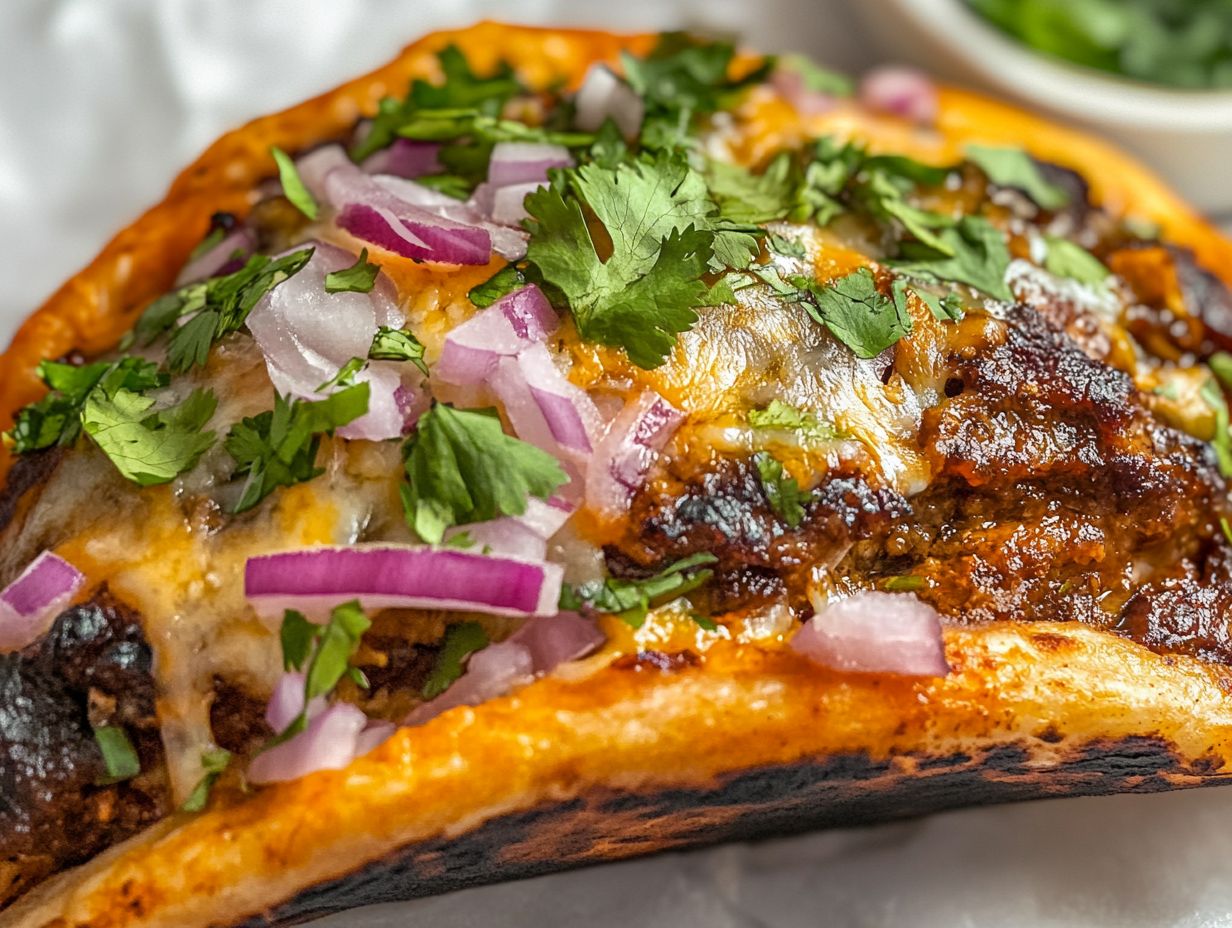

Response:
(404, 612), (603, 726)
(444, 497), (574, 561)
(486, 142), (573, 187)
(574, 64), (644, 139)
(790, 591), (949, 676)
(435, 285), (558, 386)
(360, 139), (442, 179)
(584, 390), (684, 516)
(247, 702), (368, 785)
(771, 67), (840, 116)
(264, 671), (327, 732)
(0, 551), (84, 652)
(373, 174), (530, 262)
(489, 181), (543, 226)
(175, 228), (253, 286)
(245, 545), (564, 620)
(857, 66), (938, 124)
(295, 145), (352, 202)
(355, 720), (397, 757)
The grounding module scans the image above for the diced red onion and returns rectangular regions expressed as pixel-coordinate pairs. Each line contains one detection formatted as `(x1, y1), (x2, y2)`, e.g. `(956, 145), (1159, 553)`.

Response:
(790, 591), (949, 677)
(584, 390), (684, 516)
(489, 346), (604, 466)
(247, 702), (368, 785)
(487, 142), (573, 188)
(297, 149), (490, 265)
(489, 182), (543, 226)
(771, 68), (840, 117)
(372, 174), (529, 262)
(175, 228), (254, 286)
(246, 242), (413, 441)
(355, 719), (397, 757)
(858, 67), (938, 124)
(574, 64), (644, 139)
(436, 285), (558, 386)
(0, 551), (84, 652)
(245, 545), (564, 620)
(360, 139), (442, 179)
(264, 671), (328, 732)
(444, 497), (574, 561)
(404, 611), (603, 726)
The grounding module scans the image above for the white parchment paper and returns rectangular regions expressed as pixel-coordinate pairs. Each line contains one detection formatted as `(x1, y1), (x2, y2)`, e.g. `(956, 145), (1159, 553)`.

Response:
(3, 3), (1232, 926)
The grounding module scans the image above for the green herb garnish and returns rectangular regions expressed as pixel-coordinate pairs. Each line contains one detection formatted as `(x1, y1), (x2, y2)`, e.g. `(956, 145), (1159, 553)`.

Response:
(422, 621), (489, 699)
(224, 383), (369, 513)
(93, 725), (140, 784)
(1043, 235), (1109, 285)
(180, 748), (232, 813)
(561, 553), (718, 629)
(271, 146), (319, 220)
(794, 267), (912, 358)
(753, 451), (807, 527)
(82, 386), (217, 486)
(324, 248), (380, 293)
(369, 327), (428, 374)
(966, 144), (1069, 210)
(893, 216), (1014, 302)
(400, 404), (568, 544)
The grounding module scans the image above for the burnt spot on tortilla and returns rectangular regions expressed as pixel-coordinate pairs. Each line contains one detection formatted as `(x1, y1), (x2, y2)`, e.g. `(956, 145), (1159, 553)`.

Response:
(241, 734), (1211, 927)
(0, 590), (167, 905)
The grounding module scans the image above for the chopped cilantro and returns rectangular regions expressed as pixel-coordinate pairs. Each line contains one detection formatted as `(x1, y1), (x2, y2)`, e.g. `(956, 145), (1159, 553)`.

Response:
(468, 264), (526, 307)
(400, 404), (568, 544)
(747, 400), (837, 441)
(224, 383), (369, 513)
(965, 144), (1069, 210)
(775, 53), (854, 96)
(271, 146), (319, 220)
(893, 216), (1013, 301)
(159, 248), (314, 373)
(882, 575), (925, 592)
(5, 357), (165, 454)
(324, 248), (380, 293)
(316, 357), (365, 392)
(704, 153), (797, 225)
(525, 150), (745, 368)
(857, 168), (955, 255)
(1211, 351), (1232, 391)
(910, 285), (966, 322)
(561, 552), (718, 629)
(1043, 235), (1109, 285)
(422, 621), (489, 699)
(93, 725), (140, 784)
(369, 326), (428, 375)
(268, 602), (371, 742)
(82, 386), (217, 486)
(767, 233), (806, 259)
(794, 267), (912, 358)
(1223, 516), (1232, 546)
(180, 748), (232, 813)
(1201, 376), (1232, 478)
(753, 451), (807, 527)
(351, 45), (524, 162)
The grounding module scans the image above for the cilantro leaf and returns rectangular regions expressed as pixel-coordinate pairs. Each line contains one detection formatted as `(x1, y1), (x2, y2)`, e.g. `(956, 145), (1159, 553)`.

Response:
(524, 150), (732, 368)
(893, 216), (1013, 301)
(164, 248), (314, 374)
(767, 233), (806, 259)
(280, 610), (317, 672)
(224, 383), (369, 513)
(469, 265), (526, 307)
(748, 400), (837, 441)
(422, 621), (489, 699)
(857, 169), (955, 255)
(1201, 376), (1232, 478)
(794, 267), (911, 358)
(622, 33), (771, 120)
(401, 404), (568, 544)
(912, 287), (966, 322)
(93, 725), (140, 784)
(180, 748), (232, 813)
(1043, 235), (1109, 285)
(369, 326), (428, 375)
(775, 53), (854, 97)
(82, 386), (217, 486)
(6, 357), (166, 454)
(966, 144), (1070, 210)
(753, 451), (807, 527)
(324, 248), (380, 293)
(704, 153), (797, 224)
(561, 553), (718, 629)
(1211, 351), (1232, 391)
(271, 146), (319, 220)
(316, 357), (365, 393)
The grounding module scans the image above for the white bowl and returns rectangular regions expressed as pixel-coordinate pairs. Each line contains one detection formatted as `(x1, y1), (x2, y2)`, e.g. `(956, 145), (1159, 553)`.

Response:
(851, 0), (1232, 215)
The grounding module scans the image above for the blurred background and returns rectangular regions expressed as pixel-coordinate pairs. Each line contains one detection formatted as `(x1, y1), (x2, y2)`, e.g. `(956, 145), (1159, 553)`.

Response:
(6, 1), (1232, 926)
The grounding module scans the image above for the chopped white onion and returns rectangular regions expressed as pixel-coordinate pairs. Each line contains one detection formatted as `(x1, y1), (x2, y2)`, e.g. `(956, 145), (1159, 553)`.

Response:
(790, 591), (949, 677)
(584, 390), (684, 516)
(574, 64), (644, 139)
(247, 702), (368, 785)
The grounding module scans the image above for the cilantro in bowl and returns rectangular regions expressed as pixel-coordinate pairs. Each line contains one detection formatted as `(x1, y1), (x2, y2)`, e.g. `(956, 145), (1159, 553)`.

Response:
(967, 0), (1232, 90)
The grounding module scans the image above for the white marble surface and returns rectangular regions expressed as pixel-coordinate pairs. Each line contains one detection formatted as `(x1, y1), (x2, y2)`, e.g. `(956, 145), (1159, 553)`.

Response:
(3, 3), (1232, 927)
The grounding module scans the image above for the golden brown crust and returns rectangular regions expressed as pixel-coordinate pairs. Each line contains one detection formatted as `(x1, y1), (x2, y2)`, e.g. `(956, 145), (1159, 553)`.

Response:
(5, 21), (1232, 928)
